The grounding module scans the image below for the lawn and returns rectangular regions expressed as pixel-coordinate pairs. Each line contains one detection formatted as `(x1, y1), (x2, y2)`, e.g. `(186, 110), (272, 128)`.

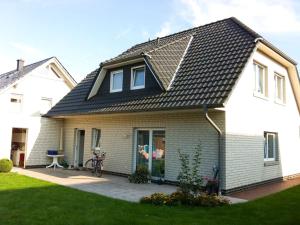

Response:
(0, 173), (299, 225)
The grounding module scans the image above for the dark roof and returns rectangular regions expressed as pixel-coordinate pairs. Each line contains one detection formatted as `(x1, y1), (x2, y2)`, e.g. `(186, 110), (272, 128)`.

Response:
(46, 17), (261, 117)
(0, 57), (53, 91)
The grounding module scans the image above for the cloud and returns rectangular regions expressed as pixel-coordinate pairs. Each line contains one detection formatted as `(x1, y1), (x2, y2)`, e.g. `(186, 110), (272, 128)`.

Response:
(10, 42), (44, 58)
(114, 27), (132, 40)
(0, 54), (16, 74)
(178, 0), (300, 33)
(0, 42), (45, 74)
(155, 22), (172, 37)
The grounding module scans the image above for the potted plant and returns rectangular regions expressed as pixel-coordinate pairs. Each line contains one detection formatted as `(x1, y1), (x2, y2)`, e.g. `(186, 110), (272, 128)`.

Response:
(204, 177), (219, 195)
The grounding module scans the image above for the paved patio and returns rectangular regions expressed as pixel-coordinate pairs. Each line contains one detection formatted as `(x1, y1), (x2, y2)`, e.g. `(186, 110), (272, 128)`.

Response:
(13, 167), (176, 202)
(13, 167), (246, 203)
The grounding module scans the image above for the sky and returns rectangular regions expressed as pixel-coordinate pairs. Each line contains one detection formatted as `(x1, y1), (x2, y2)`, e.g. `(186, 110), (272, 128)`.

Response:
(0, 0), (300, 82)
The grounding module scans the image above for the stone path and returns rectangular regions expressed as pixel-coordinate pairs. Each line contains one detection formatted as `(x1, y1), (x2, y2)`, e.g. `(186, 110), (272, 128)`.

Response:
(229, 177), (300, 200)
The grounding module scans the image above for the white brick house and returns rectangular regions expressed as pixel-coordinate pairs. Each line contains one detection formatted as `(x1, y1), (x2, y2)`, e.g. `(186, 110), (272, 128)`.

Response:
(0, 57), (76, 167)
(46, 18), (300, 193)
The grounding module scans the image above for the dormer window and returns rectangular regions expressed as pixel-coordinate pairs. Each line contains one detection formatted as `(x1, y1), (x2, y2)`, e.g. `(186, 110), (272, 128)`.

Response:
(131, 66), (145, 90)
(110, 70), (123, 93)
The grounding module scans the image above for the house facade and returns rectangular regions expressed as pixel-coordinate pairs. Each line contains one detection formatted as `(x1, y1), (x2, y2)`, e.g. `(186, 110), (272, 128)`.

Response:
(46, 18), (300, 192)
(0, 57), (76, 167)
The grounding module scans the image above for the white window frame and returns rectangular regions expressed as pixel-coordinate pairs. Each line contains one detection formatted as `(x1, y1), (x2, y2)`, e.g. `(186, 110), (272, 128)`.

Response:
(110, 70), (123, 93)
(264, 133), (276, 161)
(91, 128), (101, 150)
(10, 93), (23, 112)
(274, 73), (285, 104)
(133, 128), (165, 174)
(131, 66), (145, 90)
(40, 97), (52, 114)
(253, 62), (268, 98)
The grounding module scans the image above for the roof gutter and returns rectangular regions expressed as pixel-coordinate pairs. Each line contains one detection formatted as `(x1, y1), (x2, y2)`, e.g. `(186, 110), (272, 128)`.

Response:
(203, 105), (222, 194)
(255, 38), (297, 65)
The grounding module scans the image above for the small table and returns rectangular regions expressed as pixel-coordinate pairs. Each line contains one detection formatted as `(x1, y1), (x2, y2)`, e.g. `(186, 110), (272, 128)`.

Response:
(46, 155), (64, 169)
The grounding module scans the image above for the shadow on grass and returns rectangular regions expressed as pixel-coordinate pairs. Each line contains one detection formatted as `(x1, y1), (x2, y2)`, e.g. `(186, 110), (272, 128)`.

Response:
(0, 173), (300, 225)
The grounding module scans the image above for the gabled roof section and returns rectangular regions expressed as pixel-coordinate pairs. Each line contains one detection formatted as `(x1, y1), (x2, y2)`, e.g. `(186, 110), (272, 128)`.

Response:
(47, 17), (285, 117)
(0, 57), (77, 92)
(0, 57), (52, 91)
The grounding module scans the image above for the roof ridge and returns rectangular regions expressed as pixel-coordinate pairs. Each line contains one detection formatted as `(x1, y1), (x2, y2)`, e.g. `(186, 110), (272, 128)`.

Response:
(0, 56), (53, 77)
(132, 17), (233, 50)
(144, 34), (194, 55)
(230, 17), (261, 39)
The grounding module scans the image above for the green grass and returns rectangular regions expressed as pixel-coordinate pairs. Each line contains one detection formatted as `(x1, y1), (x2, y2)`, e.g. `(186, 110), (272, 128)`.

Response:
(0, 173), (299, 225)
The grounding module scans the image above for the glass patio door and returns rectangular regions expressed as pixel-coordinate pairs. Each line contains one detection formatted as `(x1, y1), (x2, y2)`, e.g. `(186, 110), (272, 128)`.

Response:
(136, 129), (165, 179)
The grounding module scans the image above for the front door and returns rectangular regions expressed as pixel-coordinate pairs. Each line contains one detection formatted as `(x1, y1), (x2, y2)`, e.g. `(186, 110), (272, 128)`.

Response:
(74, 129), (85, 167)
(135, 129), (165, 179)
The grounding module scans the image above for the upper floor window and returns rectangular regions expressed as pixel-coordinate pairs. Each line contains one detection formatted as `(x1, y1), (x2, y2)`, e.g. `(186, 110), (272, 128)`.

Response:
(131, 66), (145, 90)
(264, 132), (277, 161)
(274, 73), (285, 104)
(40, 97), (52, 114)
(110, 70), (123, 93)
(10, 94), (23, 112)
(254, 62), (268, 97)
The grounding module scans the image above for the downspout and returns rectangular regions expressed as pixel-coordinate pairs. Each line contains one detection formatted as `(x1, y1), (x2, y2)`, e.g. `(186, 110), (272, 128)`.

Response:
(203, 105), (222, 194)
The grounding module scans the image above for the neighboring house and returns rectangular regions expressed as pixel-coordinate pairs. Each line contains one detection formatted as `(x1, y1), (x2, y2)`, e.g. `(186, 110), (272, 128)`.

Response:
(0, 57), (76, 167)
(46, 17), (300, 193)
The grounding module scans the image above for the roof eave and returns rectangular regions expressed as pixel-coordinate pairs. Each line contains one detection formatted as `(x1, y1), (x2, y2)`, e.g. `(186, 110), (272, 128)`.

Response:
(45, 103), (224, 118)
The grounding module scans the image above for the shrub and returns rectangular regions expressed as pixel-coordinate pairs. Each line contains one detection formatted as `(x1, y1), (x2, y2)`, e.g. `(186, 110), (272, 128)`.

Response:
(0, 158), (13, 172)
(60, 159), (69, 169)
(140, 192), (230, 207)
(140, 193), (169, 205)
(128, 165), (150, 183)
(192, 194), (229, 207)
(177, 142), (203, 195)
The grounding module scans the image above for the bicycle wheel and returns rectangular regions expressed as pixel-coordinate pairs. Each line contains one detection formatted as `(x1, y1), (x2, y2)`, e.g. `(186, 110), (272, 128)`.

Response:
(95, 161), (103, 177)
(85, 159), (93, 170)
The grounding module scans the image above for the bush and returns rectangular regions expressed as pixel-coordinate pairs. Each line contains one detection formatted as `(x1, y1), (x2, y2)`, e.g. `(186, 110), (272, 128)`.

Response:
(192, 194), (229, 207)
(60, 159), (69, 169)
(128, 165), (150, 183)
(141, 193), (169, 205)
(0, 158), (13, 172)
(140, 191), (230, 207)
(177, 142), (203, 196)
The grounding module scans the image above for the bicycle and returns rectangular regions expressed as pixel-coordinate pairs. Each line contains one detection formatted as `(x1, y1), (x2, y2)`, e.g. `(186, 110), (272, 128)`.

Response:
(85, 150), (106, 177)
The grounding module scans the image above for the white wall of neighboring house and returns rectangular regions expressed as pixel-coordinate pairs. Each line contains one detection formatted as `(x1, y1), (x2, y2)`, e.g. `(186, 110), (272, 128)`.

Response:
(0, 62), (73, 166)
(224, 49), (300, 190)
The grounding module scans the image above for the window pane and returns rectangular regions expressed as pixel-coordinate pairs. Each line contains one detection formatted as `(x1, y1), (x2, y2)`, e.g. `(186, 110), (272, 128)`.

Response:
(92, 129), (101, 149)
(10, 94), (23, 113)
(276, 76), (283, 100)
(151, 130), (165, 178)
(264, 136), (267, 159)
(136, 130), (150, 169)
(268, 134), (274, 159)
(112, 72), (123, 90)
(40, 98), (52, 114)
(258, 66), (264, 94)
(133, 68), (145, 87)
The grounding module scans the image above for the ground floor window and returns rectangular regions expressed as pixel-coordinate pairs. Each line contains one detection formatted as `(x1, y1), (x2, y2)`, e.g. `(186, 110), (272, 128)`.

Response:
(135, 129), (165, 178)
(91, 128), (101, 150)
(264, 132), (278, 161)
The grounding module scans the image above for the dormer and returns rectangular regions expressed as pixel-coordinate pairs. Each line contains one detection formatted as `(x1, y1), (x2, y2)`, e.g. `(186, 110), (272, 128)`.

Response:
(87, 34), (194, 99)
(96, 62), (161, 96)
